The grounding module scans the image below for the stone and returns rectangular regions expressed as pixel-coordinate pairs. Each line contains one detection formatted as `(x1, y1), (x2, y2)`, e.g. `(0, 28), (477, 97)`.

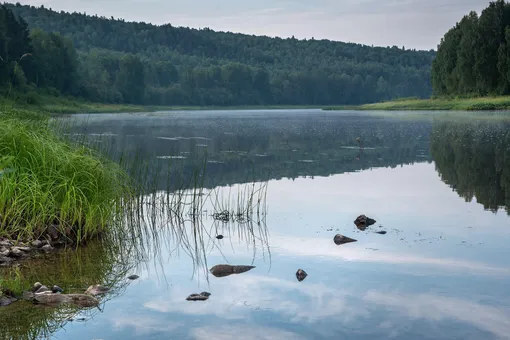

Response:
(35, 285), (51, 294)
(9, 247), (23, 258)
(127, 275), (139, 280)
(186, 292), (210, 301)
(85, 284), (110, 296)
(41, 244), (53, 252)
(34, 292), (99, 308)
(209, 264), (256, 278)
(0, 239), (12, 247)
(12, 246), (31, 253)
(52, 285), (64, 293)
(22, 291), (35, 301)
(296, 269), (308, 282)
(0, 295), (17, 307)
(32, 282), (43, 292)
(216, 235), (224, 239)
(353, 214), (376, 231)
(334, 234), (358, 245)
(376, 231), (387, 235)
(31, 240), (44, 248)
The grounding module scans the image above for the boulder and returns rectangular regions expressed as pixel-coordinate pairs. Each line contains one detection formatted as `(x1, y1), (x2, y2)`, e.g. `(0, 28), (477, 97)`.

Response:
(209, 264), (255, 278)
(186, 292), (211, 301)
(85, 284), (110, 296)
(334, 234), (357, 245)
(34, 291), (99, 308)
(354, 214), (376, 231)
(296, 269), (308, 282)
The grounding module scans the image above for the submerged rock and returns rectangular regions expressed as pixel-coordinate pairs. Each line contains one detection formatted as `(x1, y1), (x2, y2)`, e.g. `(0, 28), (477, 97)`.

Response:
(34, 291), (99, 308)
(296, 269), (308, 282)
(216, 235), (224, 240)
(127, 275), (139, 280)
(209, 264), (256, 278)
(186, 292), (211, 301)
(85, 284), (110, 296)
(354, 214), (376, 231)
(334, 234), (358, 245)
(376, 231), (387, 235)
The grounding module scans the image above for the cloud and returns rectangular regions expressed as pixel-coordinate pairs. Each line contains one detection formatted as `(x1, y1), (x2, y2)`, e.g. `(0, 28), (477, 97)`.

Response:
(364, 291), (510, 339)
(190, 325), (307, 340)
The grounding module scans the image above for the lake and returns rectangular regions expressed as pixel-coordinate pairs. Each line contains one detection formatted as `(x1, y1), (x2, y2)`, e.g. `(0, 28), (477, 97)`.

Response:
(1, 109), (510, 340)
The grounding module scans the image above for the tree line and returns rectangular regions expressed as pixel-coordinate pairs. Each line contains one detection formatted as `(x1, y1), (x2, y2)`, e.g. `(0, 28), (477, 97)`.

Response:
(432, 0), (510, 96)
(2, 3), (436, 106)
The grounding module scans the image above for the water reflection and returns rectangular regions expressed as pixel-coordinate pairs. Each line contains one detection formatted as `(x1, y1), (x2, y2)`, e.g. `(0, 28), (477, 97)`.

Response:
(2, 110), (509, 340)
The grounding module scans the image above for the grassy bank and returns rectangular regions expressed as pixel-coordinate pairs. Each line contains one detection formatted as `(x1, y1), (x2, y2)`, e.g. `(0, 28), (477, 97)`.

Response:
(323, 96), (510, 111)
(0, 109), (133, 243)
(2, 92), (330, 114)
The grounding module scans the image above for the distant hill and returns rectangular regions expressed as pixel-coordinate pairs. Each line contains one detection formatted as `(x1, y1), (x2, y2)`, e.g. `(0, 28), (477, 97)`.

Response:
(4, 2), (435, 106)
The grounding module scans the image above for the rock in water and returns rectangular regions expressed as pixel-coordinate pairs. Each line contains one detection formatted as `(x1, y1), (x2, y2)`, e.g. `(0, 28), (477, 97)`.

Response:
(186, 292), (211, 301)
(296, 269), (308, 282)
(376, 231), (387, 235)
(85, 284), (110, 296)
(34, 292), (99, 307)
(354, 214), (376, 231)
(216, 235), (224, 240)
(334, 234), (358, 245)
(127, 275), (139, 280)
(209, 264), (256, 277)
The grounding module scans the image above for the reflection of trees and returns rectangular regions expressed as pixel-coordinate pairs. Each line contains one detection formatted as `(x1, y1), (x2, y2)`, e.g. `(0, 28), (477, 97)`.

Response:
(63, 113), (433, 191)
(0, 242), (136, 340)
(431, 119), (510, 214)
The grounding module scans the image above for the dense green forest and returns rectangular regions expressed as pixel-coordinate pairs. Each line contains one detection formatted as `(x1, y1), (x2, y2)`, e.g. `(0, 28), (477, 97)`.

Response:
(432, 0), (510, 97)
(0, 2), (435, 106)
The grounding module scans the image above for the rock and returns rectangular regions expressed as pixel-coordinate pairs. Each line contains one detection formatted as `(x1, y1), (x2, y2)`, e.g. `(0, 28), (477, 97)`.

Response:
(35, 285), (51, 294)
(186, 292), (210, 301)
(127, 275), (139, 280)
(376, 231), (387, 235)
(34, 292), (99, 308)
(22, 291), (35, 301)
(41, 244), (53, 252)
(334, 234), (358, 245)
(0, 239), (12, 247)
(354, 214), (377, 231)
(31, 240), (44, 248)
(52, 285), (64, 293)
(296, 269), (308, 282)
(85, 284), (110, 296)
(0, 295), (17, 307)
(12, 246), (31, 253)
(209, 264), (256, 278)
(216, 235), (224, 239)
(9, 247), (23, 258)
(32, 282), (43, 292)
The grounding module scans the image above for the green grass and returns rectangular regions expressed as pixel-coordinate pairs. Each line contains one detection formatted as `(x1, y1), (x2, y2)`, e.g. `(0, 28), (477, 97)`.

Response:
(0, 109), (134, 243)
(323, 96), (510, 111)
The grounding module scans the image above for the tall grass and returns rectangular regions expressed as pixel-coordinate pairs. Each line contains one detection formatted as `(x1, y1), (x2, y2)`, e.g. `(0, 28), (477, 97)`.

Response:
(0, 109), (134, 242)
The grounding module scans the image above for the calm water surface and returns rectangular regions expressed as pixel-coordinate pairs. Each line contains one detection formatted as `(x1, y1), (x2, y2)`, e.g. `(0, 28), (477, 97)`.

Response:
(2, 110), (510, 340)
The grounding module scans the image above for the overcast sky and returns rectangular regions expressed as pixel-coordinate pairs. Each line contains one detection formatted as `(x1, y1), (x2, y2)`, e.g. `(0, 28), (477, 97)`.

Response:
(17, 0), (491, 50)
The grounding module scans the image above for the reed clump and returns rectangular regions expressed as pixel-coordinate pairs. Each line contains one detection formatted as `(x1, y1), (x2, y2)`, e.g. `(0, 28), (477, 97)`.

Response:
(0, 109), (133, 243)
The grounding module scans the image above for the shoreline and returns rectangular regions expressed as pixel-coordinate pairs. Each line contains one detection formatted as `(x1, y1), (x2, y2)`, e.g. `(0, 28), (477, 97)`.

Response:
(322, 96), (510, 111)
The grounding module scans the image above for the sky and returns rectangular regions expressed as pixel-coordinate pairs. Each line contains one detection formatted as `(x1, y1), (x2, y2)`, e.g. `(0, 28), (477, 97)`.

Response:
(16, 0), (491, 50)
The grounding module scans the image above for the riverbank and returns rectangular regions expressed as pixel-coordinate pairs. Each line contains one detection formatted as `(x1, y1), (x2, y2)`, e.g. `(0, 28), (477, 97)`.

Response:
(3, 93), (331, 114)
(323, 96), (510, 111)
(0, 108), (133, 261)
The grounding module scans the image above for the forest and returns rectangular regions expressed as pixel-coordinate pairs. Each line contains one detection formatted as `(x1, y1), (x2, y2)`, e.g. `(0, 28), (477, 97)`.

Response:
(1, 2), (436, 106)
(432, 0), (510, 97)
